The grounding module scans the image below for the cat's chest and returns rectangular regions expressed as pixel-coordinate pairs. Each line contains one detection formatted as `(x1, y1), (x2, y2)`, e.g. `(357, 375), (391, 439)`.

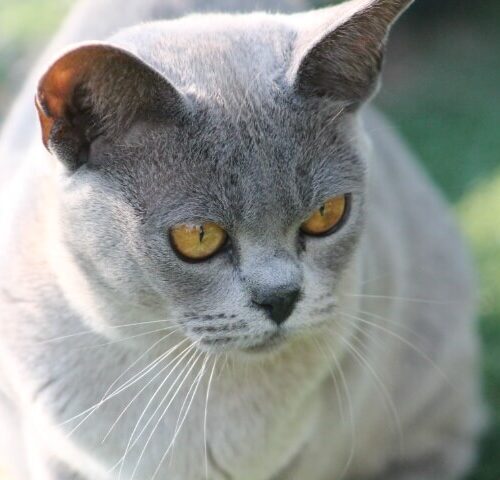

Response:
(32, 341), (327, 480)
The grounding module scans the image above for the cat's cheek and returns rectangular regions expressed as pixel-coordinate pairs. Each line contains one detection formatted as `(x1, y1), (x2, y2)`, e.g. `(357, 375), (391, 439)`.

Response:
(302, 234), (358, 281)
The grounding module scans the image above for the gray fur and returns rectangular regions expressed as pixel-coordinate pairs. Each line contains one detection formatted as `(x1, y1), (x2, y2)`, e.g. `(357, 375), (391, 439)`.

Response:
(0, 0), (483, 479)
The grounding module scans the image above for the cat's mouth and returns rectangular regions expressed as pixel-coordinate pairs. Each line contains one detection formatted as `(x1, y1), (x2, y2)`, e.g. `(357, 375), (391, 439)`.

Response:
(199, 331), (286, 354)
(242, 332), (286, 354)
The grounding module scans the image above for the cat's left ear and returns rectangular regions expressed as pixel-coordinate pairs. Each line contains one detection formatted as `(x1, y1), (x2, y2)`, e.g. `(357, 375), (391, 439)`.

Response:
(289, 0), (413, 106)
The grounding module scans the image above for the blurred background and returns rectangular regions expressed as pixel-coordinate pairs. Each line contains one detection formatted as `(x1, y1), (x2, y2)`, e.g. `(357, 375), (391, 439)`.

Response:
(0, 0), (498, 478)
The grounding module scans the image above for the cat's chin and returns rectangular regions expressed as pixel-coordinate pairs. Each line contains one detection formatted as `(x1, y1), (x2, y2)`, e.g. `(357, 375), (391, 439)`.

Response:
(197, 331), (288, 356)
(241, 332), (287, 354)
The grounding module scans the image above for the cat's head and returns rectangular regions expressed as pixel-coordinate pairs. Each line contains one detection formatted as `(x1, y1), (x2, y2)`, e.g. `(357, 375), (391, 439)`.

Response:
(36, 0), (412, 354)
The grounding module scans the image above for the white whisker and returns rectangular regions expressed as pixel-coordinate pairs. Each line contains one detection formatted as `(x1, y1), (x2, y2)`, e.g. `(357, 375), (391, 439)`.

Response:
(341, 293), (452, 305)
(168, 353), (210, 467)
(60, 332), (184, 430)
(38, 319), (174, 344)
(72, 325), (179, 351)
(338, 325), (404, 454)
(338, 309), (454, 389)
(351, 307), (429, 347)
(204, 356), (217, 480)
(313, 338), (345, 428)
(102, 337), (188, 405)
(113, 342), (199, 478)
(152, 353), (208, 480)
(127, 349), (203, 480)
(101, 338), (191, 443)
(321, 338), (356, 480)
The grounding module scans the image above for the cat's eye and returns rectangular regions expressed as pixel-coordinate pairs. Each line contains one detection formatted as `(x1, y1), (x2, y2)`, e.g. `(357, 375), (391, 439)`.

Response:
(301, 194), (349, 236)
(169, 222), (227, 261)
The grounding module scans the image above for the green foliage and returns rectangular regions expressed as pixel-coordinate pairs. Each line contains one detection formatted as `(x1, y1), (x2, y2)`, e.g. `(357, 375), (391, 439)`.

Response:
(460, 175), (500, 317)
(379, 23), (500, 203)
(378, 13), (500, 480)
(459, 176), (500, 480)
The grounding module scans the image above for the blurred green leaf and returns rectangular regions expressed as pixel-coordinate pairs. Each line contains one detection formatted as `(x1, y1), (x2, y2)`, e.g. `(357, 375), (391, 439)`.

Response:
(0, 0), (71, 44)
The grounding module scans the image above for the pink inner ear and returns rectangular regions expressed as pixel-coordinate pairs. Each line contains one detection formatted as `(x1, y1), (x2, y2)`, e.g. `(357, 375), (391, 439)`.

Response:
(35, 43), (184, 156)
(35, 93), (54, 150)
(36, 63), (80, 149)
(45, 67), (77, 117)
(35, 48), (99, 149)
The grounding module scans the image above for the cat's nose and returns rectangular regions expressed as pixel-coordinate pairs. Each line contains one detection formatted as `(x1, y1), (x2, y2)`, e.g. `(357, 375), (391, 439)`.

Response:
(252, 288), (301, 326)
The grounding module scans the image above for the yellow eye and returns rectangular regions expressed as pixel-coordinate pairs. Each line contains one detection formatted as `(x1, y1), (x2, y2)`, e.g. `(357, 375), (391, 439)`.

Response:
(169, 222), (227, 261)
(301, 195), (349, 236)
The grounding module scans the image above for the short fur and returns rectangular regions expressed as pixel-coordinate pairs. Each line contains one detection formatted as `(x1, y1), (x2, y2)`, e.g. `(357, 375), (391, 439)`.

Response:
(0, 0), (484, 479)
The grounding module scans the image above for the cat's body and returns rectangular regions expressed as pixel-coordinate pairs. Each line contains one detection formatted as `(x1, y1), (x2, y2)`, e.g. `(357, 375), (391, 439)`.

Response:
(0, 0), (483, 479)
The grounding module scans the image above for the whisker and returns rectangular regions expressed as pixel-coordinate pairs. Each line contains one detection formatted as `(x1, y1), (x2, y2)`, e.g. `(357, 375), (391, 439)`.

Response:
(71, 325), (179, 351)
(168, 353), (210, 467)
(101, 338), (191, 443)
(341, 293), (452, 305)
(356, 265), (466, 288)
(219, 353), (229, 380)
(65, 334), (185, 438)
(37, 319), (174, 344)
(152, 354), (208, 480)
(312, 338), (345, 429)
(357, 273), (395, 286)
(317, 338), (356, 480)
(113, 343), (199, 478)
(102, 337), (188, 404)
(126, 349), (203, 480)
(204, 356), (218, 480)
(338, 325), (404, 454)
(59, 332), (184, 429)
(344, 307), (430, 347)
(338, 310), (454, 390)
(100, 332), (183, 402)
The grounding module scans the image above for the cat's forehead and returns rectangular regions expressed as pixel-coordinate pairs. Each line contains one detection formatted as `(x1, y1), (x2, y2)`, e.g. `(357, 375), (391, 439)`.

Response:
(101, 13), (365, 228)
(110, 13), (295, 101)
(105, 102), (362, 234)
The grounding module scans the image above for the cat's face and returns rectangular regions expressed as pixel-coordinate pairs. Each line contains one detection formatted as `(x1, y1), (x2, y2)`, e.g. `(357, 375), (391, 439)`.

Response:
(38, 1), (413, 354)
(59, 97), (366, 353)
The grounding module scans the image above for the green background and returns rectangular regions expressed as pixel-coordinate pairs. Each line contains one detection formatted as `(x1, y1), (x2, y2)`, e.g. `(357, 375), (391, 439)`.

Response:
(0, 1), (498, 478)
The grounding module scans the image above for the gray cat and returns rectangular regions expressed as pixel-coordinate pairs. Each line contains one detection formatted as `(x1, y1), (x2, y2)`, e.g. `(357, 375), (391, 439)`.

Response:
(0, 0), (484, 479)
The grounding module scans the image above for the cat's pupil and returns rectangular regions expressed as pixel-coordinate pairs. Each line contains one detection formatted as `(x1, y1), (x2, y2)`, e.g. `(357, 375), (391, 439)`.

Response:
(319, 205), (325, 217)
(199, 226), (205, 243)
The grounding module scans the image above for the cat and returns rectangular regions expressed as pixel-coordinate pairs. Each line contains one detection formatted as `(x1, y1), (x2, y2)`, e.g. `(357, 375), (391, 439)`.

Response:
(0, 0), (485, 479)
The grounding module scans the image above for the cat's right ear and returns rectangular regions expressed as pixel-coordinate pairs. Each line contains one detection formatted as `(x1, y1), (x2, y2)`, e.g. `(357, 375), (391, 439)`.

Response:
(35, 43), (187, 170)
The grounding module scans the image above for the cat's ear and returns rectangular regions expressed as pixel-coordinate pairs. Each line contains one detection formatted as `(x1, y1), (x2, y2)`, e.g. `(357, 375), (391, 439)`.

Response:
(290, 0), (413, 106)
(35, 42), (187, 170)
